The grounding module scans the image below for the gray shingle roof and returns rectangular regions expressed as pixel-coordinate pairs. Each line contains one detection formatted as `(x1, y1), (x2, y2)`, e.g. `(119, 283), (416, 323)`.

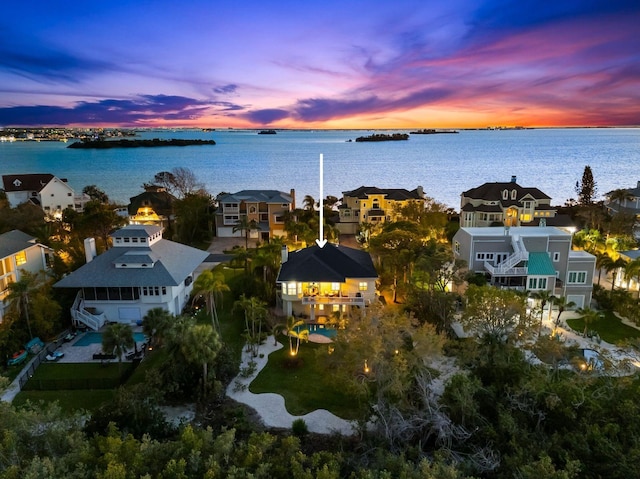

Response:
(462, 181), (550, 205)
(111, 225), (162, 239)
(277, 244), (377, 282)
(0, 230), (37, 259)
(217, 190), (293, 204)
(54, 239), (208, 288)
(342, 186), (422, 201)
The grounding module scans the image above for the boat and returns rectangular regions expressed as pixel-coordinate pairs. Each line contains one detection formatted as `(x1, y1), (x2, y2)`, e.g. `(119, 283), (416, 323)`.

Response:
(7, 349), (27, 366)
(258, 129), (277, 135)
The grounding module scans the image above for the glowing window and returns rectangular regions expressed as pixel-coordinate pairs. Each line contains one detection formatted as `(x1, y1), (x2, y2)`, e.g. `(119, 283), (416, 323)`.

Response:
(15, 251), (27, 266)
(359, 282), (368, 291)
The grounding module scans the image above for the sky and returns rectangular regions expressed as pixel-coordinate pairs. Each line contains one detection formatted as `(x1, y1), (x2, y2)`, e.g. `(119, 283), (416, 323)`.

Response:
(1, 0), (639, 129)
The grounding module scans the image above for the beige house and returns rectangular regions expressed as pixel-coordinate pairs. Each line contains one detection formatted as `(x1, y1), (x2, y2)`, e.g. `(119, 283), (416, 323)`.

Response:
(2, 173), (90, 218)
(0, 230), (51, 322)
(216, 189), (295, 241)
(337, 186), (425, 234)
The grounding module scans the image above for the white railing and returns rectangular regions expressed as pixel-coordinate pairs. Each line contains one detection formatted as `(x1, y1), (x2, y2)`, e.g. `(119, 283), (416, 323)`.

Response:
(70, 292), (106, 331)
(484, 263), (528, 276)
(301, 295), (366, 306)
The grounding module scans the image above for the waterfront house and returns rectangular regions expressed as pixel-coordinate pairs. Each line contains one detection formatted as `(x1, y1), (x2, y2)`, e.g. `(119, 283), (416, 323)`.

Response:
(453, 225), (595, 308)
(337, 186), (426, 234)
(0, 230), (51, 322)
(2, 173), (90, 218)
(215, 189), (295, 241)
(276, 244), (378, 321)
(605, 181), (640, 219)
(460, 176), (559, 228)
(54, 225), (208, 330)
(127, 185), (177, 229)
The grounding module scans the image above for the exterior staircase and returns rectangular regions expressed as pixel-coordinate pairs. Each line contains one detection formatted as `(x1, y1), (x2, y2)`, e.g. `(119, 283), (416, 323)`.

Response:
(484, 235), (529, 276)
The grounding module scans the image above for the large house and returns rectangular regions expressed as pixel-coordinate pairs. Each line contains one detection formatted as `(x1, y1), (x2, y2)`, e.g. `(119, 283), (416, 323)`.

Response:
(460, 176), (558, 228)
(0, 230), (51, 322)
(127, 185), (177, 229)
(453, 226), (595, 308)
(215, 189), (295, 241)
(54, 225), (208, 330)
(276, 244), (378, 320)
(337, 186), (425, 234)
(2, 173), (90, 218)
(605, 181), (640, 219)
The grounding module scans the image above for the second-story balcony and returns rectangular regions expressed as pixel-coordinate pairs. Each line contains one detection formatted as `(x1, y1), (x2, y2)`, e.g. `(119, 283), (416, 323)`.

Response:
(301, 293), (366, 306)
(484, 263), (528, 277)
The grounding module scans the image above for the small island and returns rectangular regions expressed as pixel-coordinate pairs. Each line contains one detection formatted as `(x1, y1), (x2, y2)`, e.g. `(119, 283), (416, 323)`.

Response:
(410, 129), (459, 134)
(258, 129), (277, 135)
(67, 138), (216, 149)
(354, 133), (409, 142)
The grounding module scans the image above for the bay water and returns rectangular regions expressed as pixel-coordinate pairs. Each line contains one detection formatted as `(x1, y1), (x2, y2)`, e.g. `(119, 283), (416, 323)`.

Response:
(1, 128), (638, 209)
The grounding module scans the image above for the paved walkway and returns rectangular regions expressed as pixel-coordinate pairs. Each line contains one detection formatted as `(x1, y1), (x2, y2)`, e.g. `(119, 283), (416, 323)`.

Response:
(226, 336), (357, 435)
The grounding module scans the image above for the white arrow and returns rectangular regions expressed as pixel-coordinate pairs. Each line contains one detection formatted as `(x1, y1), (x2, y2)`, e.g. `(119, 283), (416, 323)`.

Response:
(315, 153), (327, 248)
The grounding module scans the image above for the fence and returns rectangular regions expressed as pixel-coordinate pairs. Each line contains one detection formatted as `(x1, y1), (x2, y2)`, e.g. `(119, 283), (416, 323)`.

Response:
(22, 361), (138, 391)
(16, 331), (70, 390)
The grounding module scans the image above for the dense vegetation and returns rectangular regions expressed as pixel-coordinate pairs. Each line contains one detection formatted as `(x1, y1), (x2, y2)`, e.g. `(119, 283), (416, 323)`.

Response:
(68, 138), (216, 148)
(355, 133), (409, 142)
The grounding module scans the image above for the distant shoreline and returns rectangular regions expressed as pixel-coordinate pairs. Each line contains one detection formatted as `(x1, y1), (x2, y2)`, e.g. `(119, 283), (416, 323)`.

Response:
(67, 138), (216, 149)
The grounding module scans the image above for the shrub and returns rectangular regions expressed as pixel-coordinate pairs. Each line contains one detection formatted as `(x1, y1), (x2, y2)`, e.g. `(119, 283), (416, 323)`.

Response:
(292, 418), (308, 437)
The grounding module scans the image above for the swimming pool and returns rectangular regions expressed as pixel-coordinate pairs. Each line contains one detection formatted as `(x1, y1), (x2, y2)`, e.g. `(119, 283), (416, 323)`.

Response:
(73, 331), (147, 346)
(294, 324), (337, 339)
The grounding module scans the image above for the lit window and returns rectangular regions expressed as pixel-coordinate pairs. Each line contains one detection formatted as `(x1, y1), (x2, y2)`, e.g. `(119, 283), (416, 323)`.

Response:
(331, 282), (340, 291)
(359, 282), (368, 291)
(286, 282), (297, 295)
(15, 251), (27, 266)
(332, 305), (340, 312)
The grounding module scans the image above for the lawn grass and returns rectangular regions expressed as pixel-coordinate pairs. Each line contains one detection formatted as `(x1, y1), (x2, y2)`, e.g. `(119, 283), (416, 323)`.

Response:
(30, 362), (123, 380)
(566, 310), (640, 344)
(13, 389), (115, 413)
(249, 340), (364, 420)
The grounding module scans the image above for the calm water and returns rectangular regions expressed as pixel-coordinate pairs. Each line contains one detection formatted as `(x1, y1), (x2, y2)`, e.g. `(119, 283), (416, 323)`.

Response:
(1, 128), (638, 209)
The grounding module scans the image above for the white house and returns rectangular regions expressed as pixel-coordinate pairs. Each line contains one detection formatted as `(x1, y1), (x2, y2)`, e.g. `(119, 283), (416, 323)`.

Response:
(54, 225), (208, 330)
(453, 226), (595, 308)
(2, 173), (90, 218)
(0, 230), (51, 322)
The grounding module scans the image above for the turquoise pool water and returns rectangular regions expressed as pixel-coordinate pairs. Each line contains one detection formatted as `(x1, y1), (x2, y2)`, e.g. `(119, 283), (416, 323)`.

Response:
(294, 324), (337, 339)
(73, 331), (146, 346)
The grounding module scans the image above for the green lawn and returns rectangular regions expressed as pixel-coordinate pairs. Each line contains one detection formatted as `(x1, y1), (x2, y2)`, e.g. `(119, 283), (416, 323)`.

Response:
(249, 341), (365, 420)
(30, 363), (123, 380)
(566, 310), (640, 344)
(13, 389), (115, 413)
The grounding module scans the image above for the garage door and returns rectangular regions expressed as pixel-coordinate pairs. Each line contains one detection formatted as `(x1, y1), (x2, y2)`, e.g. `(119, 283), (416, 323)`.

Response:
(566, 295), (584, 309)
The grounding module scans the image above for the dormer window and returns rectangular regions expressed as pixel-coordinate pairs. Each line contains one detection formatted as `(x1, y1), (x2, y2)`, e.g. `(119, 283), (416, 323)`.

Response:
(13, 179), (21, 187)
(511, 189), (517, 200)
(502, 190), (508, 200)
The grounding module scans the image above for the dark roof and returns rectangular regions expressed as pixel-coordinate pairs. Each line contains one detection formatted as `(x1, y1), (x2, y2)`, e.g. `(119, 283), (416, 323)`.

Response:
(112, 225), (163, 239)
(0, 230), (37, 258)
(2, 174), (56, 192)
(462, 181), (550, 205)
(217, 190), (293, 204)
(277, 244), (377, 282)
(342, 185), (422, 201)
(620, 250), (640, 261)
(461, 203), (503, 213)
(128, 189), (177, 216)
(530, 214), (575, 228)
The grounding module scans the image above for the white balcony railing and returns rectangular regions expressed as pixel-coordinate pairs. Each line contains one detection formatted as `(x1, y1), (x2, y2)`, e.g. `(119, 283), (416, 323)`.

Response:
(301, 295), (366, 306)
(70, 292), (106, 331)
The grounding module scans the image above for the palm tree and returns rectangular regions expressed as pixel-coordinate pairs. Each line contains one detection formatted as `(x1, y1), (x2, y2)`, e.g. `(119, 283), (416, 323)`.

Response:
(142, 307), (173, 348)
(530, 290), (555, 337)
(303, 195), (316, 211)
(601, 255), (627, 290)
(594, 251), (609, 286)
(552, 296), (576, 328)
(192, 269), (229, 332)
(623, 258), (640, 297)
(233, 294), (268, 356)
(180, 323), (221, 396)
(102, 323), (135, 372)
(4, 270), (41, 339)
(233, 216), (261, 250)
(575, 307), (603, 337)
(286, 316), (309, 356)
(607, 188), (634, 210)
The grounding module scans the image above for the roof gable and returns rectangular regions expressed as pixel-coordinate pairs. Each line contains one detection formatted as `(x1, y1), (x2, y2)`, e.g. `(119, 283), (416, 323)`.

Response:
(462, 182), (551, 203)
(0, 230), (38, 259)
(2, 174), (56, 192)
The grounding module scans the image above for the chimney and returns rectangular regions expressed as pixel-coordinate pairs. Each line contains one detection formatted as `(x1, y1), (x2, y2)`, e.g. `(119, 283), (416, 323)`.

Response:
(289, 188), (296, 209)
(84, 237), (97, 263)
(416, 185), (424, 198)
(511, 175), (517, 183)
(281, 245), (288, 263)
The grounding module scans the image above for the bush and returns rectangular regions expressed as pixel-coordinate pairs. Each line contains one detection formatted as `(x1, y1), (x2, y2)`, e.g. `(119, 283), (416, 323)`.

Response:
(292, 418), (308, 437)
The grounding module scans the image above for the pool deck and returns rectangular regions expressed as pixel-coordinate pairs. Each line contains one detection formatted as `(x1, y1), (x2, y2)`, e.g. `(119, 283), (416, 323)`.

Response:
(52, 330), (148, 363)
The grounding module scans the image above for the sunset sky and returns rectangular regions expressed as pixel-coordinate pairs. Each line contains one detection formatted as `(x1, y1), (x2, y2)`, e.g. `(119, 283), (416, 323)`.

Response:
(1, 0), (639, 129)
